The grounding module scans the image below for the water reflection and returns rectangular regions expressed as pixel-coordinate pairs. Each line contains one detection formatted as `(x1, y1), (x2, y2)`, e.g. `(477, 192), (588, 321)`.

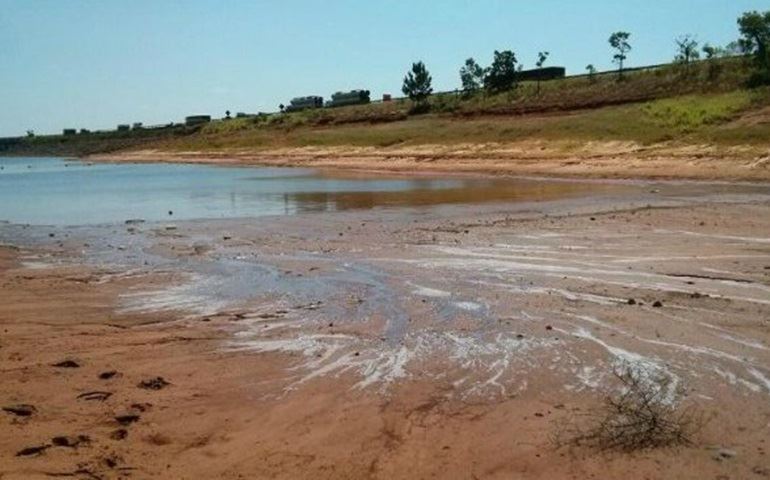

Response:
(0, 157), (622, 226)
(284, 179), (604, 213)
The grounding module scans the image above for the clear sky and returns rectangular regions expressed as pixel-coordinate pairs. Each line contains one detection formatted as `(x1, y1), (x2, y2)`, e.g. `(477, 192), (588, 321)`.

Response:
(0, 0), (766, 136)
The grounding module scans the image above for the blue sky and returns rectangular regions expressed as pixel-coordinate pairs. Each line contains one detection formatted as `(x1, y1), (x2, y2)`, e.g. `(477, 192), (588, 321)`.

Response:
(0, 0), (765, 136)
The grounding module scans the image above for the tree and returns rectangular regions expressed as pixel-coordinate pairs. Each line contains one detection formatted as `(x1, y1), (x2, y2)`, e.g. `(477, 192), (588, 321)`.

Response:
(738, 11), (770, 71)
(586, 64), (598, 82)
(702, 43), (724, 80)
(484, 50), (518, 94)
(402, 61), (433, 105)
(225, 110), (231, 119)
(279, 104), (285, 113)
(724, 41), (743, 56)
(675, 35), (700, 65)
(702, 43), (721, 59)
(459, 57), (485, 97)
(609, 32), (632, 78)
(535, 51), (550, 94)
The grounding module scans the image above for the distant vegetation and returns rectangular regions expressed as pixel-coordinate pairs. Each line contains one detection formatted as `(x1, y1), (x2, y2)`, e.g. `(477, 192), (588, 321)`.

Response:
(609, 31), (632, 78)
(401, 61), (433, 111)
(2, 10), (769, 156)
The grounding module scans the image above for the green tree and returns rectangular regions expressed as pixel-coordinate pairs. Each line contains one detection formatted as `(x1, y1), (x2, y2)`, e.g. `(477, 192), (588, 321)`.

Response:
(609, 31), (632, 78)
(484, 50), (518, 94)
(675, 35), (700, 65)
(402, 61), (433, 105)
(586, 64), (598, 82)
(702, 43), (722, 59)
(738, 11), (770, 73)
(459, 57), (485, 97)
(702, 43), (724, 80)
(535, 51), (550, 94)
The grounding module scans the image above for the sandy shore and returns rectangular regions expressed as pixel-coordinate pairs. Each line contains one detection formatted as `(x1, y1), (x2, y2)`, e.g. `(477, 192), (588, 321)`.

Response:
(2, 179), (770, 479)
(92, 141), (770, 182)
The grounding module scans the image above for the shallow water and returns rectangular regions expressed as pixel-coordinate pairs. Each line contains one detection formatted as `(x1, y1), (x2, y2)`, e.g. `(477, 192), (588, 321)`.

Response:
(0, 156), (614, 226)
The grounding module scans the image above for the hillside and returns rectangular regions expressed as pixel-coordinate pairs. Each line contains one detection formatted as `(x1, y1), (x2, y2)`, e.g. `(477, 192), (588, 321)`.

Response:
(3, 57), (770, 181)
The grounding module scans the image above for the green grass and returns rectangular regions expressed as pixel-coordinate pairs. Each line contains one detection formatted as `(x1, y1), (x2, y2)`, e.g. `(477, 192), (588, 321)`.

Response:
(641, 90), (755, 133)
(156, 88), (769, 151)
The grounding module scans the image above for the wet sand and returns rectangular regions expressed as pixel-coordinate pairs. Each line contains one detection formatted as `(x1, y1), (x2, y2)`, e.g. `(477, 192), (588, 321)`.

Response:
(2, 180), (770, 479)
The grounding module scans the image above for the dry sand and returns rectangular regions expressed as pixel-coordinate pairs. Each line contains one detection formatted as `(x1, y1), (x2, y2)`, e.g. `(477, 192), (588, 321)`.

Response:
(93, 141), (770, 182)
(2, 177), (770, 479)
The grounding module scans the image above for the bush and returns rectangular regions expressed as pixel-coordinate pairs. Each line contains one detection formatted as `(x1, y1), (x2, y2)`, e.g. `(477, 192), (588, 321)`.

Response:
(557, 364), (702, 452)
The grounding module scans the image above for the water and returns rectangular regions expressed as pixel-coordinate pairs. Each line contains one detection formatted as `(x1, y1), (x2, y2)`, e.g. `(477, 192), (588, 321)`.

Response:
(0, 156), (612, 226)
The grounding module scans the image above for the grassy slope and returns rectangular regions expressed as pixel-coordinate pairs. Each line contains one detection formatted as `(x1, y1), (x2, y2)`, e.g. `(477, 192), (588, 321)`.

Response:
(168, 89), (769, 151)
(3, 58), (769, 156)
(161, 59), (769, 151)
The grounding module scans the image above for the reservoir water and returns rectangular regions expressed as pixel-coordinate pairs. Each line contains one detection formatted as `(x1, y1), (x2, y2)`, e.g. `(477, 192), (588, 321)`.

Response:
(0, 156), (616, 226)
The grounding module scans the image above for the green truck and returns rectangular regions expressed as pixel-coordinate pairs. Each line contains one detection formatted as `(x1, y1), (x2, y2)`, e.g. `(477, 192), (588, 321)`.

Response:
(326, 90), (371, 108)
(285, 96), (324, 112)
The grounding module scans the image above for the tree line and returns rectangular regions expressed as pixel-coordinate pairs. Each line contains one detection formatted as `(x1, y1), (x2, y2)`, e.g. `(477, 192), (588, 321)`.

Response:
(401, 10), (770, 106)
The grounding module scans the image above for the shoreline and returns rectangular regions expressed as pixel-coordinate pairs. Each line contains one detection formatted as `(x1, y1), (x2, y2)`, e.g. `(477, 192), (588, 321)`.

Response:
(88, 141), (770, 182)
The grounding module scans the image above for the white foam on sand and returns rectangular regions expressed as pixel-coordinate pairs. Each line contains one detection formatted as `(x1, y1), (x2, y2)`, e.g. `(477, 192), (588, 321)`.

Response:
(118, 273), (228, 317)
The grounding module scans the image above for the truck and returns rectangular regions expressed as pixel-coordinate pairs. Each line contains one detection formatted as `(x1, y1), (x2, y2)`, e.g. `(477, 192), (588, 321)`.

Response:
(325, 90), (371, 108)
(285, 96), (324, 112)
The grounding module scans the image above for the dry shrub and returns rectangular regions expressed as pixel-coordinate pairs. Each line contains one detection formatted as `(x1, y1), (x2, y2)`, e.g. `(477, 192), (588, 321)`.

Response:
(559, 364), (703, 452)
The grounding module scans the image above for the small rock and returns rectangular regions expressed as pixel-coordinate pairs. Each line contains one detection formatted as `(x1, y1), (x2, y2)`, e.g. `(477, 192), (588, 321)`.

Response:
(52, 360), (80, 368)
(652, 301), (663, 308)
(16, 445), (50, 457)
(51, 435), (90, 448)
(115, 414), (140, 425)
(752, 466), (770, 476)
(627, 298), (636, 305)
(3, 404), (36, 417)
(130, 402), (152, 412)
(104, 455), (120, 468)
(77, 391), (112, 401)
(138, 377), (170, 390)
(545, 325), (553, 331)
(110, 429), (128, 440)
(713, 448), (737, 461)
(99, 370), (118, 380)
